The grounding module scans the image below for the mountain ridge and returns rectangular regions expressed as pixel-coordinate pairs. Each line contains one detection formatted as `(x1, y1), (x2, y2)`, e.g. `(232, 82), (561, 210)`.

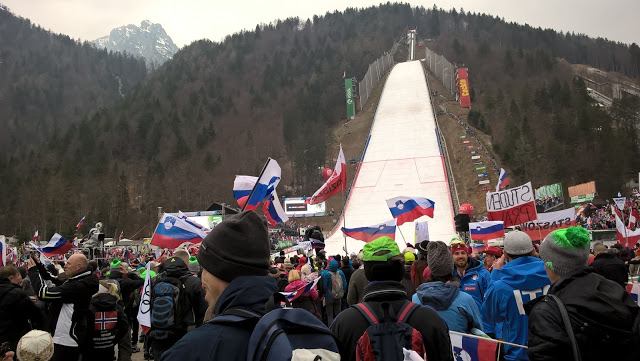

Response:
(93, 20), (178, 69)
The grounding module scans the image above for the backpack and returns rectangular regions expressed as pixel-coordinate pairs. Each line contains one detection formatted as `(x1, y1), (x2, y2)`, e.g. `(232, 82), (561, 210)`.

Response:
(212, 293), (340, 361)
(330, 271), (344, 299)
(149, 275), (190, 339)
(352, 301), (425, 361)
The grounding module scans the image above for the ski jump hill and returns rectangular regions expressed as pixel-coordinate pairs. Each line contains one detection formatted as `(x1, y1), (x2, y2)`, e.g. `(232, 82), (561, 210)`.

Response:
(324, 60), (458, 255)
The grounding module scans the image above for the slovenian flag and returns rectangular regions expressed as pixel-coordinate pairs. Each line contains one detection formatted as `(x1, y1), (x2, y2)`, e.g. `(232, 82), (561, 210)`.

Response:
(263, 190), (289, 227)
(233, 175), (259, 208)
(386, 196), (435, 226)
(76, 216), (86, 230)
(150, 214), (207, 249)
(281, 277), (320, 302)
(243, 158), (282, 211)
(342, 219), (397, 243)
(449, 331), (498, 361)
(34, 233), (75, 257)
(469, 221), (505, 241)
(496, 168), (509, 192)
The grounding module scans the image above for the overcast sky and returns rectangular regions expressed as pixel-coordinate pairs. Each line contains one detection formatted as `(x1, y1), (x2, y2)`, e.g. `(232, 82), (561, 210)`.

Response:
(2, 0), (638, 48)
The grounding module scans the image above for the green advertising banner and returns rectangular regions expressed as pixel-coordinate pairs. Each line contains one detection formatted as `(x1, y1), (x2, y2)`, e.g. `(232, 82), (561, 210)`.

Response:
(475, 166), (486, 170)
(345, 78), (355, 119)
(459, 135), (467, 139)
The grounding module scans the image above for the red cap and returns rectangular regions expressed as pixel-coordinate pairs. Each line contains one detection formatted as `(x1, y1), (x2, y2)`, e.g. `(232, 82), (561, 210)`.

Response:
(299, 256), (307, 265)
(482, 246), (502, 257)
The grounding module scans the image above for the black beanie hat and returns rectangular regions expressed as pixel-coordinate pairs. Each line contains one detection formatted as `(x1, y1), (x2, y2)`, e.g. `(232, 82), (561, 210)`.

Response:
(197, 210), (270, 283)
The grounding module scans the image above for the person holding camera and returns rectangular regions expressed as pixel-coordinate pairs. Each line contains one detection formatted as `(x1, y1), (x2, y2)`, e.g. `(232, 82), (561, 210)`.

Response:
(27, 253), (98, 361)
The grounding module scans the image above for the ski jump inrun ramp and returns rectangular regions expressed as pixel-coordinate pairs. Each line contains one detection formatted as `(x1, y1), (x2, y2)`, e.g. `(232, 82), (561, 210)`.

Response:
(325, 60), (457, 255)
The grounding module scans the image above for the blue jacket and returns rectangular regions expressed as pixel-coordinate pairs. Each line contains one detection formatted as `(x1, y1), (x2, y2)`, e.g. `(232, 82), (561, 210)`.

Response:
(412, 281), (482, 333)
(321, 260), (347, 300)
(160, 276), (278, 361)
(454, 257), (493, 332)
(481, 257), (551, 361)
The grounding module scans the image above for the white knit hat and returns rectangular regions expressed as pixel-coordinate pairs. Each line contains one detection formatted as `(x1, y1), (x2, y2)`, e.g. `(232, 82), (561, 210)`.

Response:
(17, 330), (54, 361)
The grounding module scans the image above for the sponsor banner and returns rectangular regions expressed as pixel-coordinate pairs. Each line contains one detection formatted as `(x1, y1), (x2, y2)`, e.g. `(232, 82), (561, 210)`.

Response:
(535, 183), (564, 212)
(486, 182), (538, 227)
(519, 208), (576, 241)
(345, 78), (355, 118)
(474, 161), (483, 165)
(481, 187), (493, 191)
(470, 151), (477, 155)
(466, 146), (474, 150)
(460, 135), (467, 139)
(475, 166), (486, 170)
(479, 180), (490, 185)
(568, 181), (596, 204)
(477, 173), (488, 178)
(463, 140), (470, 144)
(284, 197), (326, 217)
(471, 156), (481, 160)
(457, 68), (471, 107)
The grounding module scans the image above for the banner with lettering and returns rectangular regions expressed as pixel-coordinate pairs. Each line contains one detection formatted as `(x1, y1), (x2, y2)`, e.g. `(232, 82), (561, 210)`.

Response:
(486, 182), (538, 227)
(457, 68), (471, 107)
(518, 208), (577, 241)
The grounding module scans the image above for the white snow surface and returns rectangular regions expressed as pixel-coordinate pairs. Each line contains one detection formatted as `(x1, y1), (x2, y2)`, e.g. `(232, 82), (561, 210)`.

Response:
(324, 61), (457, 255)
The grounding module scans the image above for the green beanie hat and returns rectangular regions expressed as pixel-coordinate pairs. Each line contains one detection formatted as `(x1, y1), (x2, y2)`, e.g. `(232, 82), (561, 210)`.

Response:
(110, 259), (121, 268)
(363, 237), (401, 261)
(539, 227), (590, 276)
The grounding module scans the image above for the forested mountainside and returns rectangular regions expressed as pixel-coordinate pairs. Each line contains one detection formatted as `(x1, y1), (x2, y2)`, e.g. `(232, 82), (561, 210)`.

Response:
(422, 7), (639, 198)
(0, 6), (148, 154)
(1, 3), (638, 240)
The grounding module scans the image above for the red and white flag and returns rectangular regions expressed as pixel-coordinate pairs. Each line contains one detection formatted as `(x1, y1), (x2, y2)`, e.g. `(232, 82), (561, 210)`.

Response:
(136, 264), (152, 334)
(628, 209), (639, 230)
(614, 209), (640, 248)
(306, 145), (346, 205)
(32, 230), (39, 243)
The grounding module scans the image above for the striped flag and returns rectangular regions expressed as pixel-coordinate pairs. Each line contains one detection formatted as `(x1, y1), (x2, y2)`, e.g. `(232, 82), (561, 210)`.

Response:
(449, 331), (498, 361)
(33, 233), (74, 257)
(76, 216), (86, 230)
(281, 277), (320, 302)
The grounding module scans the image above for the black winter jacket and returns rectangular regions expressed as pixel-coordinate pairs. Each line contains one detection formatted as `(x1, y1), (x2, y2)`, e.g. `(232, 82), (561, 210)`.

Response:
(86, 292), (129, 353)
(160, 276), (278, 361)
(330, 281), (453, 361)
(525, 268), (639, 361)
(107, 269), (144, 317)
(0, 278), (43, 350)
(157, 257), (207, 327)
(29, 262), (99, 347)
(590, 252), (628, 287)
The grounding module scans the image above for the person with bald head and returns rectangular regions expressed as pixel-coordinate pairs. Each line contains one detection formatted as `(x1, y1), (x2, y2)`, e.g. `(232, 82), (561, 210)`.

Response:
(27, 252), (99, 361)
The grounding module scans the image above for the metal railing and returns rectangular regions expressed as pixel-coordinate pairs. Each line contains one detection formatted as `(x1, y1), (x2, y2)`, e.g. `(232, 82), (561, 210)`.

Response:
(424, 46), (456, 96)
(359, 53), (395, 111)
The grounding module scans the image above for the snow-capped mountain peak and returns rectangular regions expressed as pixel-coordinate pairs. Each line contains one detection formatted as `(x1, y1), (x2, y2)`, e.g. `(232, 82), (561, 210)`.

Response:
(93, 20), (178, 70)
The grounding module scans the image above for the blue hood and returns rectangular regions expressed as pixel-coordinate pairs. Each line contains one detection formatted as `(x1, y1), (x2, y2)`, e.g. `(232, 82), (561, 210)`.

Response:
(415, 281), (459, 311)
(214, 276), (278, 316)
(499, 257), (550, 290)
(328, 259), (339, 272)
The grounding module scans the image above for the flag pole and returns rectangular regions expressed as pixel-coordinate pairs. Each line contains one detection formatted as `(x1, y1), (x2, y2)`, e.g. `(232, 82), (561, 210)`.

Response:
(343, 187), (347, 256)
(397, 226), (407, 244)
(241, 157), (272, 212)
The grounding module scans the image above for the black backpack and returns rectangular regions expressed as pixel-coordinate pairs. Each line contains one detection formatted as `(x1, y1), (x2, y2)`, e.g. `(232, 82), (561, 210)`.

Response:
(149, 275), (190, 339)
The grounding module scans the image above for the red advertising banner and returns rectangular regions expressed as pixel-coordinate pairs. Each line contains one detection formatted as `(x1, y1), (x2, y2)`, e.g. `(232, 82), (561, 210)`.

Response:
(457, 68), (471, 108)
(518, 208), (576, 241)
(486, 182), (538, 227)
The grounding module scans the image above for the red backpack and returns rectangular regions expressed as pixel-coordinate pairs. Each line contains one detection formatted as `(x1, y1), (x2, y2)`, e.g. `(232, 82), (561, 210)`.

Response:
(352, 301), (425, 361)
